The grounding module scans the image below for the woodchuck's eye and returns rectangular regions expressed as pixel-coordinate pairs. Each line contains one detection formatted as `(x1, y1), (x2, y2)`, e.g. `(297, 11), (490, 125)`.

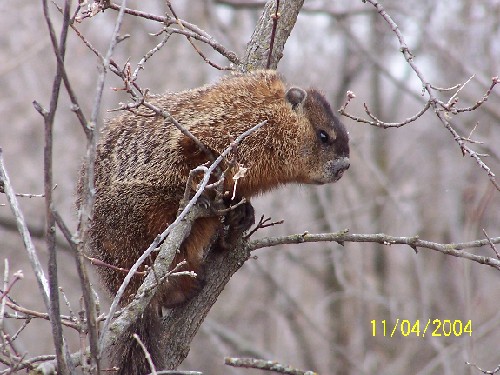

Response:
(318, 130), (329, 144)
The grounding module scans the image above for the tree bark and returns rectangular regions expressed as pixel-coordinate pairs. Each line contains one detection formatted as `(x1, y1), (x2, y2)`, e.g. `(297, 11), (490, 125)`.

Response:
(241, 0), (304, 71)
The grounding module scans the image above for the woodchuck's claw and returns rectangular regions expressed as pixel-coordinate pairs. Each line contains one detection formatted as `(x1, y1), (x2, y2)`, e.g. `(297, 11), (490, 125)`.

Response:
(196, 194), (212, 210)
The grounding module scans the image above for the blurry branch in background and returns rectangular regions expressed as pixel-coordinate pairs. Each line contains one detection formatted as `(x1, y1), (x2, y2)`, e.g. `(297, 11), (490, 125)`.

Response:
(340, 0), (500, 191)
(0, 216), (72, 252)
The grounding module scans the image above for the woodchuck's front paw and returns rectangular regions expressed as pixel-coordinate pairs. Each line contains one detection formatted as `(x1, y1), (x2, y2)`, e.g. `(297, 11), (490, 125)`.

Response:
(217, 200), (255, 251)
(225, 200), (255, 233)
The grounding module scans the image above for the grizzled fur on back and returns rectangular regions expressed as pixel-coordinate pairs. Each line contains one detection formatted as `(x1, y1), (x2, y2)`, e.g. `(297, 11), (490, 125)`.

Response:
(79, 70), (349, 374)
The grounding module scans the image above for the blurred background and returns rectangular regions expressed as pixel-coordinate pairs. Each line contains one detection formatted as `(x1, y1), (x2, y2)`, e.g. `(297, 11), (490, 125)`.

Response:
(1, 0), (499, 374)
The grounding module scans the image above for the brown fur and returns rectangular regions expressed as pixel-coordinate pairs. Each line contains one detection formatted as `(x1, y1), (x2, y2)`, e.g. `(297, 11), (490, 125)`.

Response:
(78, 70), (350, 374)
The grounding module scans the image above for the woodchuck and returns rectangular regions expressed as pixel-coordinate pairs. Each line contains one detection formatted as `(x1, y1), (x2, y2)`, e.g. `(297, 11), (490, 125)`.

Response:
(79, 70), (350, 374)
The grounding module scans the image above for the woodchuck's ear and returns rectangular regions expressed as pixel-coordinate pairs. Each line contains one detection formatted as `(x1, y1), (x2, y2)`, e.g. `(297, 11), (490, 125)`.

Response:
(285, 87), (307, 110)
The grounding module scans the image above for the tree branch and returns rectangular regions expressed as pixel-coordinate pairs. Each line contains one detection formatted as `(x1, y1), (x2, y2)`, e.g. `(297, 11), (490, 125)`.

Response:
(249, 230), (500, 270)
(241, 0), (304, 71)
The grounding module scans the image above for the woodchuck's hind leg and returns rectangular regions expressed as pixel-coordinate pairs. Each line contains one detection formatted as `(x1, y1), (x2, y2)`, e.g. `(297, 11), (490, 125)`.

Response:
(158, 216), (220, 308)
(157, 201), (254, 308)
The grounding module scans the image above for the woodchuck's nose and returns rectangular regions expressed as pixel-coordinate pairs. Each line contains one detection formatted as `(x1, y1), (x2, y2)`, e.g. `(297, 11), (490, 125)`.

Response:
(332, 157), (350, 181)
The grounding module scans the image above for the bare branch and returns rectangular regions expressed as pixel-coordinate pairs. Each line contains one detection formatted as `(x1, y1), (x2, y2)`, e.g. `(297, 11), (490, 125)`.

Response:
(249, 230), (500, 271)
(452, 76), (499, 114)
(244, 215), (284, 239)
(0, 149), (51, 309)
(166, 3), (232, 71)
(51, 208), (77, 252)
(2, 299), (80, 331)
(141, 100), (216, 162)
(339, 92), (431, 129)
(132, 31), (173, 81)
(85, 255), (147, 276)
(47, 1), (92, 140)
(0, 259), (9, 343)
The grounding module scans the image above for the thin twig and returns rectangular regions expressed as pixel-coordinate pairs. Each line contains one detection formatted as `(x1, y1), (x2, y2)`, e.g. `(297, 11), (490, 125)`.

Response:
(85, 255), (147, 276)
(0, 259), (8, 337)
(141, 100), (216, 162)
(2, 296), (79, 331)
(133, 334), (157, 375)
(483, 229), (500, 260)
(441, 74), (475, 110)
(244, 215), (284, 239)
(48, 1), (92, 140)
(132, 31), (174, 82)
(453, 76), (499, 113)
(14, 192), (44, 198)
(52, 208), (77, 252)
(0, 269), (23, 303)
(8, 317), (31, 343)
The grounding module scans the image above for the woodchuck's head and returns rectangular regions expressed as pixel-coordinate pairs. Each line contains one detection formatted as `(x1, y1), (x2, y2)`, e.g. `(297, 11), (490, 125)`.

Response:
(285, 87), (350, 185)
